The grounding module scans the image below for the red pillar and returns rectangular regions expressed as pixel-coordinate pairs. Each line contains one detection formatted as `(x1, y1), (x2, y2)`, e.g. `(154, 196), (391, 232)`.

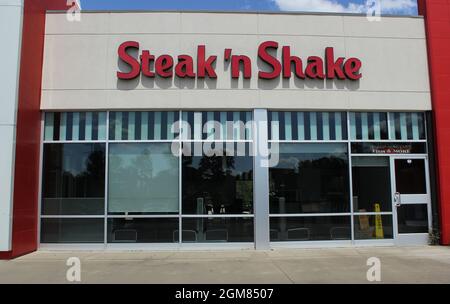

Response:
(0, 0), (67, 260)
(418, 0), (450, 245)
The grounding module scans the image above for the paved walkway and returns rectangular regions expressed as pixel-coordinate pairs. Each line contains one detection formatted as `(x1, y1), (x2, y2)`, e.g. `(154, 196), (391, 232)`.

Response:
(1, 246), (449, 283)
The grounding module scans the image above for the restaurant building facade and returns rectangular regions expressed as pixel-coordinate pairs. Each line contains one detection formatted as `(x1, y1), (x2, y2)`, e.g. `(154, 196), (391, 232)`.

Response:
(1, 0), (450, 259)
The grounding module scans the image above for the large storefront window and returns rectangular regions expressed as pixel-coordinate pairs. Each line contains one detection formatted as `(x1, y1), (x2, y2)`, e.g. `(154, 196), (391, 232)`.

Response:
(352, 156), (392, 212)
(269, 143), (350, 214)
(352, 157), (394, 239)
(40, 110), (430, 247)
(348, 112), (428, 241)
(41, 112), (107, 243)
(182, 218), (254, 242)
(180, 111), (254, 243)
(108, 143), (179, 215)
(268, 141), (351, 242)
(107, 218), (179, 243)
(270, 216), (351, 241)
(182, 145), (253, 215)
(42, 143), (105, 216)
(41, 218), (104, 243)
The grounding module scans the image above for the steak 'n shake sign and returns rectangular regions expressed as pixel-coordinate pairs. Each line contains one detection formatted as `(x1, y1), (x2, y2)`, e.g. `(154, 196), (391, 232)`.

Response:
(117, 40), (362, 81)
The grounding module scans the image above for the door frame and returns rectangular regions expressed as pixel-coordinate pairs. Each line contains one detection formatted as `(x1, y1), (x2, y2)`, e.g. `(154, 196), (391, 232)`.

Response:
(390, 155), (432, 246)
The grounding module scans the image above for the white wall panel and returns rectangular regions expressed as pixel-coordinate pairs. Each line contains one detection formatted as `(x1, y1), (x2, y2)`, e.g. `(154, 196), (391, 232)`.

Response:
(0, 0), (22, 251)
(41, 12), (431, 111)
(343, 15), (426, 38)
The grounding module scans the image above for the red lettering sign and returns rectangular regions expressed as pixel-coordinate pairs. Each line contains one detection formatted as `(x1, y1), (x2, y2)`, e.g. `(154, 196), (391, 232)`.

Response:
(117, 40), (363, 81)
(117, 41), (140, 80)
(258, 41), (282, 79)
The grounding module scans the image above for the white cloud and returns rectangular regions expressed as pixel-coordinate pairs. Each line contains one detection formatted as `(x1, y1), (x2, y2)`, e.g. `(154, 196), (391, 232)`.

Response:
(272, 0), (417, 14)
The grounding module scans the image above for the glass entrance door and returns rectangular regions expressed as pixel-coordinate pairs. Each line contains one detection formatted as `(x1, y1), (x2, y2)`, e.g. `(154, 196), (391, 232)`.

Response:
(391, 157), (431, 245)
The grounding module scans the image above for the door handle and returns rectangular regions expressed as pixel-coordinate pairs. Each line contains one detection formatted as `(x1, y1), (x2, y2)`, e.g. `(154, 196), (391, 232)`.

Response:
(394, 192), (401, 207)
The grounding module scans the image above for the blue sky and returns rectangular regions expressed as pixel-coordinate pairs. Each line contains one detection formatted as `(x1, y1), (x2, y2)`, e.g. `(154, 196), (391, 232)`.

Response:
(79, 0), (418, 15)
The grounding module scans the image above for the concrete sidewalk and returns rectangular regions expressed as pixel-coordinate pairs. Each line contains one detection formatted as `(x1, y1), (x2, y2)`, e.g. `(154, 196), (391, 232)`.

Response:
(0, 246), (449, 283)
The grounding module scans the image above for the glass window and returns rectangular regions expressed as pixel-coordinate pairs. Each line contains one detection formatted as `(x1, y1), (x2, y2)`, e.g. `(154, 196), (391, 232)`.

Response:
(270, 216), (351, 241)
(354, 214), (393, 240)
(109, 111), (180, 141)
(349, 112), (388, 140)
(182, 218), (254, 243)
(394, 159), (427, 194)
(269, 143), (350, 214)
(108, 143), (179, 215)
(389, 112), (426, 140)
(44, 112), (107, 141)
(351, 142), (427, 154)
(182, 145), (253, 215)
(42, 143), (105, 215)
(108, 111), (252, 141)
(181, 111), (252, 141)
(352, 157), (392, 212)
(40, 218), (104, 243)
(107, 218), (179, 243)
(269, 111), (347, 141)
(397, 204), (429, 233)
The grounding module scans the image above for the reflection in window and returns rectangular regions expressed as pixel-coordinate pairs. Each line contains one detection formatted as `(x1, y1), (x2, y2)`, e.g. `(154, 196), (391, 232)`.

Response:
(109, 111), (180, 141)
(182, 218), (254, 243)
(44, 112), (107, 141)
(41, 218), (104, 243)
(269, 143), (350, 214)
(349, 112), (388, 140)
(354, 215), (393, 240)
(107, 218), (179, 243)
(108, 143), (179, 215)
(352, 157), (392, 212)
(269, 111), (347, 140)
(42, 144), (105, 215)
(182, 146), (253, 215)
(270, 216), (351, 241)
(389, 112), (425, 140)
(181, 111), (252, 140)
(394, 159), (427, 194)
(397, 204), (429, 234)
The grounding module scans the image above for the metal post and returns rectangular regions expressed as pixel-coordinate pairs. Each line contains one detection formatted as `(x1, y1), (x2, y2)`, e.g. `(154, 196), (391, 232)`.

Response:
(253, 109), (270, 250)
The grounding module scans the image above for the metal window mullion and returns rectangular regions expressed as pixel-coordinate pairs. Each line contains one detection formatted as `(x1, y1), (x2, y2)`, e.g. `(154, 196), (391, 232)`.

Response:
(353, 212), (393, 216)
(107, 215), (180, 218)
(40, 215), (105, 219)
(347, 111), (355, 244)
(253, 109), (270, 250)
(104, 111), (110, 247)
(107, 139), (176, 143)
(38, 113), (45, 248)
(352, 153), (428, 157)
(268, 213), (352, 217)
(267, 140), (348, 143)
(181, 214), (255, 218)
(42, 140), (106, 144)
(179, 110), (182, 245)
(181, 140), (252, 143)
(423, 111), (428, 142)
(348, 139), (427, 143)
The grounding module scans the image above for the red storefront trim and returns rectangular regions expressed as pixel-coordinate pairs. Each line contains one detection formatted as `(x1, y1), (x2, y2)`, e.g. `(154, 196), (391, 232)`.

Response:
(418, 0), (450, 245)
(0, 0), (67, 259)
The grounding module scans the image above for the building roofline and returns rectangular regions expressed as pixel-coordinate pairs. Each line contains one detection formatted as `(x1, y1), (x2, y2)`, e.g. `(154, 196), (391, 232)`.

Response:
(47, 9), (423, 19)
